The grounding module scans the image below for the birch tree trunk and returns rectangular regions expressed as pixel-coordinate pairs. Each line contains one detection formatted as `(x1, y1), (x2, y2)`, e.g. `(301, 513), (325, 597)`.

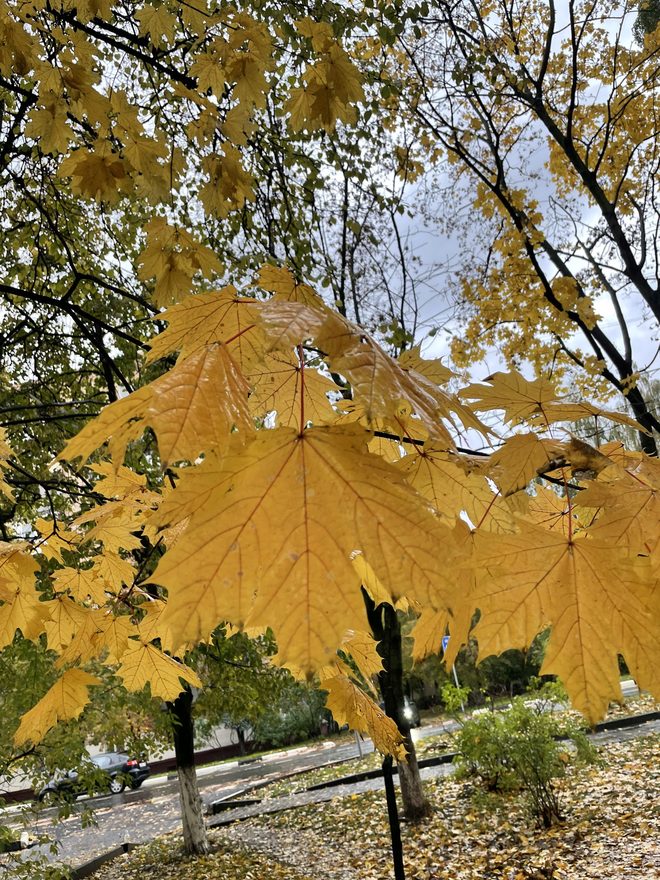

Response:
(169, 687), (210, 855)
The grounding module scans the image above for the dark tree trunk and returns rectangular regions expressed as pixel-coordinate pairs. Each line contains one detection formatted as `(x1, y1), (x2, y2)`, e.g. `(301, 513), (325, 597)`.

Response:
(168, 687), (209, 855)
(363, 591), (432, 822)
(237, 726), (246, 756)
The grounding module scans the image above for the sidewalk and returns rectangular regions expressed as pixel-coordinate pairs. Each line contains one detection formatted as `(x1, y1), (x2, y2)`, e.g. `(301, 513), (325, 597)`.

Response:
(207, 713), (660, 828)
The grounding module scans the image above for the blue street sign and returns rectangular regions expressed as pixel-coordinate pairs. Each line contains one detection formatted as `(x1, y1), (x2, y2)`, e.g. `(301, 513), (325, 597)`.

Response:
(441, 635), (450, 652)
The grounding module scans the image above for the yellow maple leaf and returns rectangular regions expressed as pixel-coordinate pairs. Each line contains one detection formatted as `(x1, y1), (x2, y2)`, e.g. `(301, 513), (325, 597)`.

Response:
(335, 399), (428, 450)
(137, 218), (222, 308)
(322, 674), (406, 760)
(43, 595), (92, 652)
(525, 486), (573, 534)
(148, 446), (238, 531)
(461, 371), (645, 433)
(199, 146), (255, 218)
(146, 287), (266, 369)
(135, 599), (168, 643)
(285, 86), (316, 133)
(14, 669), (100, 746)
(341, 629), (383, 688)
(220, 103), (255, 145)
(255, 265), (325, 307)
(398, 346), (455, 387)
(59, 147), (130, 203)
(0, 584), (48, 648)
(55, 607), (107, 668)
(85, 512), (143, 555)
(399, 444), (498, 527)
(25, 96), (70, 155)
(286, 43), (364, 133)
(473, 525), (660, 722)
(0, 427), (14, 501)
(151, 425), (453, 671)
(34, 518), (79, 562)
(411, 607), (449, 663)
(59, 387), (150, 467)
(93, 614), (135, 664)
(436, 519), (478, 668)
(350, 554), (411, 612)
(579, 459), (660, 555)
(459, 371), (559, 424)
(260, 301), (483, 442)
(190, 49), (227, 97)
(248, 351), (337, 428)
(91, 463), (147, 498)
(136, 3), (178, 44)
(488, 434), (561, 496)
(90, 552), (136, 594)
(529, 402), (644, 432)
(0, 542), (36, 588)
(117, 641), (201, 700)
(61, 344), (253, 466)
(295, 17), (335, 52)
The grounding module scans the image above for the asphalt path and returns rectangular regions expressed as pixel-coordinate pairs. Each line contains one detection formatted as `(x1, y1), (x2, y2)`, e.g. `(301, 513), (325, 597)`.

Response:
(4, 721), (454, 871)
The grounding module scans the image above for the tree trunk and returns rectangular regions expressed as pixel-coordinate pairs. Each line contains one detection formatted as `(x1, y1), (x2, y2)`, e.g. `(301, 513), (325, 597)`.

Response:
(236, 726), (246, 756)
(169, 687), (210, 855)
(363, 591), (432, 822)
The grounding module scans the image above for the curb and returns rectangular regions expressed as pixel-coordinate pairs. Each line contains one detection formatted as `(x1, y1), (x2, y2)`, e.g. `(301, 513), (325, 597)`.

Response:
(306, 752), (456, 792)
(304, 710), (660, 792)
(70, 842), (138, 879)
(592, 710), (660, 732)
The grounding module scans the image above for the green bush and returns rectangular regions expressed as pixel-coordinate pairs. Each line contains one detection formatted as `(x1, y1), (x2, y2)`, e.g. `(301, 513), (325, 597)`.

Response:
(454, 689), (596, 827)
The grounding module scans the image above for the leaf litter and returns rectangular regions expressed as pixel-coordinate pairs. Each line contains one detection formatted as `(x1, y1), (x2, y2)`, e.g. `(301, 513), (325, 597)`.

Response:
(91, 732), (659, 880)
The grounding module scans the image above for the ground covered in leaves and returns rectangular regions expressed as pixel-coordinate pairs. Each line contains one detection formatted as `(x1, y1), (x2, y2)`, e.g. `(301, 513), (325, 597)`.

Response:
(93, 732), (658, 880)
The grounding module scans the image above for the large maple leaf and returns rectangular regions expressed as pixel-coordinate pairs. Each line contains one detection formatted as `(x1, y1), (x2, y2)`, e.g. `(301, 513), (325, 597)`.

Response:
(472, 525), (659, 722)
(322, 674), (406, 760)
(460, 370), (643, 431)
(117, 641), (201, 700)
(13, 669), (101, 746)
(399, 444), (499, 527)
(578, 458), (660, 555)
(248, 351), (337, 428)
(0, 544), (47, 648)
(146, 285), (266, 369)
(151, 425), (454, 672)
(61, 343), (252, 466)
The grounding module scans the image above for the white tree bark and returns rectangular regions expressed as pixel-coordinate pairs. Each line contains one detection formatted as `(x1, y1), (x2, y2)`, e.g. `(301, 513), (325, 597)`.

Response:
(170, 687), (210, 855)
(177, 762), (209, 855)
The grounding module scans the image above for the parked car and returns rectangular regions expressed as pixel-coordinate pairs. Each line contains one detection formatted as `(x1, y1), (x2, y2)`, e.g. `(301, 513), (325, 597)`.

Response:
(37, 752), (150, 801)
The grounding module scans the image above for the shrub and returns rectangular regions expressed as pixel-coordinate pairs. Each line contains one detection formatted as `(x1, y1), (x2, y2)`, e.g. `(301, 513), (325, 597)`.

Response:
(454, 689), (596, 827)
(440, 681), (471, 715)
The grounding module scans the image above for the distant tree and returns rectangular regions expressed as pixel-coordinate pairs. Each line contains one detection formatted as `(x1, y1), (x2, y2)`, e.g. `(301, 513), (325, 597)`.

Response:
(193, 627), (287, 753)
(635, 0), (660, 40)
(393, 0), (660, 453)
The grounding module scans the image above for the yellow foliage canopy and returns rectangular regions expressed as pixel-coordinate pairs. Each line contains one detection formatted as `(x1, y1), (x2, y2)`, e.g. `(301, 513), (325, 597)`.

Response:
(7, 271), (660, 744)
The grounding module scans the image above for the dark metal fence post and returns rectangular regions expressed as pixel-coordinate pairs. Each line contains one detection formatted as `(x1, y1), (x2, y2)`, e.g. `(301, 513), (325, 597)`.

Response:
(382, 755), (405, 880)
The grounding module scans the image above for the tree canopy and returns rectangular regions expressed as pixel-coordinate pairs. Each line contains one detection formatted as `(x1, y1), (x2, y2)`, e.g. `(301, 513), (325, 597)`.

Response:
(386, 0), (660, 452)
